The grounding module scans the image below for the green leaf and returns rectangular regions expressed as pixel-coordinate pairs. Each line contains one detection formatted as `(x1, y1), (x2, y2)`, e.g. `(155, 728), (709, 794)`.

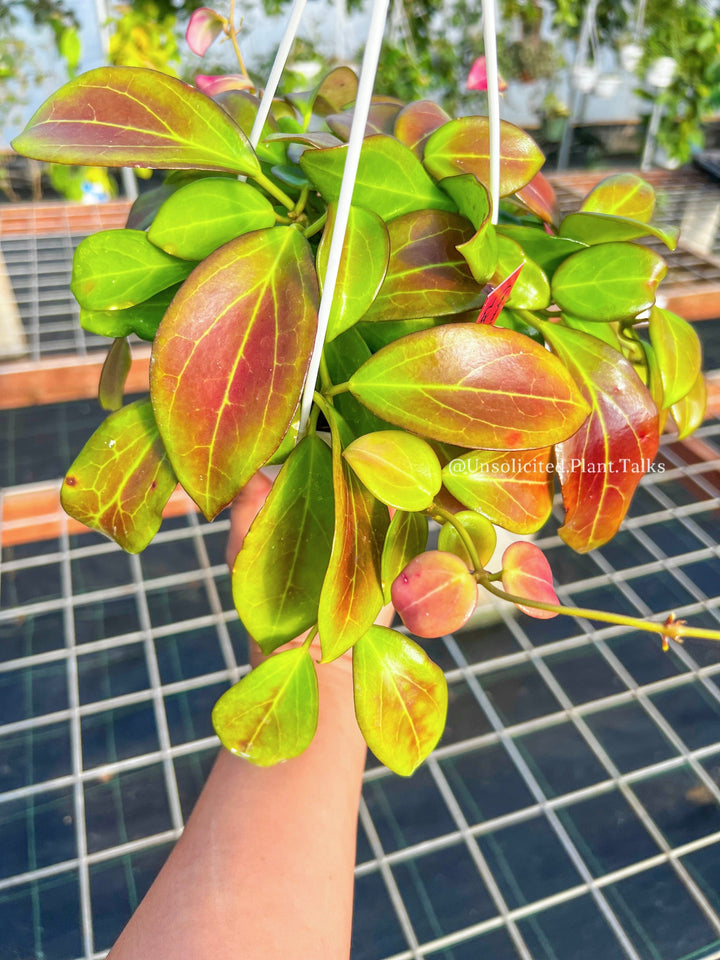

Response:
(72, 230), (193, 310)
(648, 306), (703, 408)
(440, 173), (498, 284)
(299, 135), (456, 221)
(80, 285), (180, 342)
(490, 235), (550, 310)
(394, 100), (451, 157)
(61, 399), (176, 553)
(551, 242), (667, 321)
(437, 511), (496, 568)
(212, 648), (318, 766)
(98, 338), (132, 412)
(559, 212), (678, 250)
(381, 510), (428, 603)
(323, 328), (391, 437)
(148, 178), (276, 260)
(357, 317), (447, 353)
(318, 449), (389, 662)
(538, 321), (659, 552)
(150, 227), (318, 519)
(343, 431), (442, 511)
(496, 225), (586, 278)
(580, 173), (655, 223)
(361, 211), (485, 321)
(423, 117), (545, 196)
(232, 436), (334, 654)
(442, 448), (554, 533)
(670, 372), (707, 440)
(213, 89), (286, 166)
(317, 204), (389, 341)
(348, 324), (589, 449)
(560, 313), (621, 350)
(12, 67), (260, 177)
(353, 625), (448, 776)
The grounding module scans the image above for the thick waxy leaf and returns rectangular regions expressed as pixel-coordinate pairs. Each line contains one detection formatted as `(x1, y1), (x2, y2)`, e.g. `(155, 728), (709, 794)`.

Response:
(671, 372), (707, 440)
(440, 173), (498, 284)
(299, 135), (455, 222)
(265, 131), (343, 149)
(442, 447), (554, 533)
(326, 102), (403, 140)
(232, 437), (334, 654)
(394, 100), (451, 157)
(489, 235), (550, 310)
(580, 173), (655, 223)
(501, 541), (559, 619)
(353, 625), (448, 776)
(560, 313), (620, 350)
(423, 117), (545, 196)
(552, 242), (667, 322)
(343, 431), (442, 511)
(212, 648), (318, 766)
(148, 178), (276, 260)
(648, 307), (703, 408)
(361, 211), (485, 321)
(381, 510), (428, 603)
(496, 225), (586, 278)
(12, 67), (260, 176)
(348, 324), (589, 449)
(476, 266), (523, 324)
(391, 550), (478, 638)
(539, 321), (659, 552)
(61, 399), (176, 553)
(98, 338), (132, 411)
(318, 451), (389, 662)
(514, 172), (558, 224)
(213, 89), (285, 165)
(559, 212), (678, 250)
(72, 230), (193, 310)
(151, 227), (318, 519)
(80, 285), (180, 342)
(323, 328), (390, 437)
(313, 66), (358, 116)
(317, 204), (389, 340)
(357, 317), (446, 353)
(437, 511), (496, 569)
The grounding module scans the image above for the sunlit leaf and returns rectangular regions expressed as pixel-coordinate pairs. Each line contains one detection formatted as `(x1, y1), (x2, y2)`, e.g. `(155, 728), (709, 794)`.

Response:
(423, 117), (544, 196)
(357, 317), (447, 353)
(72, 230), (193, 310)
(440, 173), (498, 284)
(213, 89), (285, 165)
(381, 510), (428, 603)
(560, 312), (620, 350)
(476, 266), (523, 324)
(648, 306), (703, 408)
(12, 67), (260, 176)
(580, 173), (655, 223)
(98, 338), (132, 411)
(343, 431), (442, 511)
(514, 172), (558, 224)
(670, 372), (707, 440)
(539, 321), (659, 552)
(80, 285), (180, 342)
(551, 242), (667, 321)
(391, 550), (478, 638)
(61, 399), (176, 553)
(559, 212), (678, 250)
(442, 447), (554, 533)
(501, 541), (559, 619)
(348, 323), (589, 449)
(313, 65), (358, 115)
(232, 436), (334, 654)
(150, 227), (318, 519)
(496, 225), (586, 278)
(353, 625), (447, 776)
(148, 178), (275, 260)
(265, 131), (343, 149)
(490, 235), (550, 310)
(212, 648), (318, 765)
(394, 100), (451, 157)
(437, 511), (496, 568)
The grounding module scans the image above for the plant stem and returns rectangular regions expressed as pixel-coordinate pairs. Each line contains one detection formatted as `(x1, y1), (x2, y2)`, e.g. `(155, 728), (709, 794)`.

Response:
(301, 627), (319, 651)
(252, 170), (296, 211)
(313, 391), (341, 447)
(307, 403), (321, 435)
(324, 380), (349, 397)
(430, 503), (484, 574)
(227, 0), (250, 81)
(303, 211), (328, 239)
(319, 353), (333, 393)
(292, 185), (310, 219)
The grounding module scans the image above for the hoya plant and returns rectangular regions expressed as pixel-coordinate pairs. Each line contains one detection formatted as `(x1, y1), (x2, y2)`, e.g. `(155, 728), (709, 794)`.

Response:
(11, 36), (718, 775)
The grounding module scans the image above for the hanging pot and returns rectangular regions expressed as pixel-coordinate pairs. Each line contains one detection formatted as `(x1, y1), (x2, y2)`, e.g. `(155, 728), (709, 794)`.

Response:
(571, 64), (597, 93)
(595, 72), (622, 99)
(620, 42), (643, 73)
(646, 56), (677, 89)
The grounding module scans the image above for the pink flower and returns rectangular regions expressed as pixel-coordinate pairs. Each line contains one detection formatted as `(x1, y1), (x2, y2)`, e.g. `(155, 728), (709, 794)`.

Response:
(195, 74), (253, 96)
(467, 56), (508, 92)
(186, 7), (226, 57)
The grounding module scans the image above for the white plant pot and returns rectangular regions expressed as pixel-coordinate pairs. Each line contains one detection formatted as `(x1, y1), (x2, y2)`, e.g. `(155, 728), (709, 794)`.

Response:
(620, 42), (643, 73)
(646, 56), (677, 89)
(572, 65), (598, 94)
(595, 72), (622, 98)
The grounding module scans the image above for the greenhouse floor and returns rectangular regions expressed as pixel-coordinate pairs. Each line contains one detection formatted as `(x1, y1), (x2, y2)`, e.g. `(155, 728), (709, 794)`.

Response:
(2, 169), (720, 960)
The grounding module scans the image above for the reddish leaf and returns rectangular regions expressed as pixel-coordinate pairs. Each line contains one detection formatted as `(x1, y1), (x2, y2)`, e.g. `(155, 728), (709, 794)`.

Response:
(150, 227), (318, 519)
(186, 7), (225, 56)
(476, 265), (524, 324)
(391, 551), (478, 638)
(466, 55), (508, 91)
(326, 102), (403, 140)
(514, 172), (558, 224)
(539, 321), (659, 552)
(12, 67), (260, 177)
(501, 541), (559, 619)
(394, 100), (451, 158)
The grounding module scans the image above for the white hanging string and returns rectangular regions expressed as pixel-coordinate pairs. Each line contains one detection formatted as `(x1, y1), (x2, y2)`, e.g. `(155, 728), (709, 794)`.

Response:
(298, 0), (392, 433)
(482, 0), (501, 225)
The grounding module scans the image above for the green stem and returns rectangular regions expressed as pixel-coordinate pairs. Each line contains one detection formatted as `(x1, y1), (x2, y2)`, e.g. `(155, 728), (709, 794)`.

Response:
(301, 627), (319, 651)
(303, 211), (328, 239)
(292, 185), (310, 219)
(431, 503), (484, 574)
(319, 353), (333, 393)
(253, 170), (296, 212)
(313, 392), (342, 455)
(307, 402), (321, 436)
(324, 380), (350, 398)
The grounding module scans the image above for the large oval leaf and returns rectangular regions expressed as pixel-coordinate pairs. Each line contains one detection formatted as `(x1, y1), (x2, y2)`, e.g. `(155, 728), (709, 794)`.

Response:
(423, 117), (545, 196)
(648, 306), (703, 408)
(343, 431), (442, 511)
(232, 436), (334, 654)
(12, 66), (260, 176)
(551, 242), (667, 321)
(212, 648), (318, 766)
(393, 100), (451, 157)
(150, 227), (318, 519)
(559, 212), (678, 250)
(580, 173), (655, 223)
(353, 625), (448, 776)
(299, 134), (455, 222)
(61, 399), (176, 553)
(348, 324), (589, 449)
(539, 321), (659, 552)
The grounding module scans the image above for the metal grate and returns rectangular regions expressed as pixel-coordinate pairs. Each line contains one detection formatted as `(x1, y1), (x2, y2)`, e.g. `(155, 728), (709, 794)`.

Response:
(2, 415), (720, 960)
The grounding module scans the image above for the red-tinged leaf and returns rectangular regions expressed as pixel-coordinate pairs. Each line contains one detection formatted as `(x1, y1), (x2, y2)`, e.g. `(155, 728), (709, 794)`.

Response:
(194, 74), (254, 95)
(580, 173), (655, 223)
(477, 265), (524, 324)
(437, 511), (496, 568)
(466, 55), (508, 92)
(150, 227), (318, 520)
(539, 321), (659, 552)
(348, 323), (590, 449)
(343, 431), (442, 511)
(501, 541), (559, 619)
(670, 372), (707, 440)
(361, 211), (485, 322)
(394, 100), (451, 158)
(186, 7), (225, 56)
(353, 625), (448, 775)
(559, 212), (678, 250)
(61, 399), (176, 553)
(326, 102), (403, 140)
(318, 450), (389, 662)
(12, 67), (260, 176)
(313, 66), (358, 116)
(423, 117), (545, 196)
(648, 306), (703, 408)
(391, 550), (478, 638)
(98, 338), (132, 411)
(442, 447), (555, 533)
(514, 172), (558, 224)
(381, 510), (428, 603)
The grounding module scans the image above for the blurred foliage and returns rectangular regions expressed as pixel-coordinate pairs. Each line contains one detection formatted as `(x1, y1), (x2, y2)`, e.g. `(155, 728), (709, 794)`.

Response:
(108, 0), (181, 74)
